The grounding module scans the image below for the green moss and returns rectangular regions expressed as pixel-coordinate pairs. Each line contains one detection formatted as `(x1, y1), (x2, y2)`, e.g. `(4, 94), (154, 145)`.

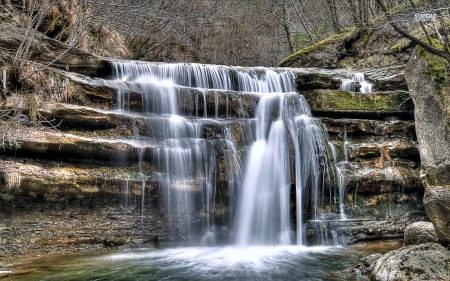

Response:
(390, 38), (412, 52)
(278, 28), (356, 66)
(401, 266), (426, 277)
(303, 90), (413, 113)
(361, 28), (374, 44)
(416, 39), (449, 92)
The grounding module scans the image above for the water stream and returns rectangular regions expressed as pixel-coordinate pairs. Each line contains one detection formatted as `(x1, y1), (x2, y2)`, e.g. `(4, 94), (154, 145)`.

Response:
(339, 73), (373, 93)
(110, 61), (347, 245)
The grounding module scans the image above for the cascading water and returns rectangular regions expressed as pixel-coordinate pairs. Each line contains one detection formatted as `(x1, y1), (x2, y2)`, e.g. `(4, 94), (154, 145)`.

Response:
(339, 73), (373, 93)
(111, 61), (344, 246)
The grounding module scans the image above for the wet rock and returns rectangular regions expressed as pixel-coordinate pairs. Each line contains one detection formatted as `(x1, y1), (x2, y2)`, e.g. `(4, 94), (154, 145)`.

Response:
(306, 219), (406, 246)
(295, 72), (342, 91)
(5, 128), (157, 165)
(404, 222), (438, 246)
(350, 253), (382, 276)
(363, 66), (408, 91)
(320, 118), (416, 139)
(372, 243), (450, 281)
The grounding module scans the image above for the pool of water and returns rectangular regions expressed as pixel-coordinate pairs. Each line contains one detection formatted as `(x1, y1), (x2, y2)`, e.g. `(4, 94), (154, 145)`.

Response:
(3, 241), (401, 281)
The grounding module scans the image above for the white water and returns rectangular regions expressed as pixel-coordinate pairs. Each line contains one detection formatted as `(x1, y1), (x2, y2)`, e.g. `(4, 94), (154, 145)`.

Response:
(339, 73), (372, 93)
(111, 61), (344, 246)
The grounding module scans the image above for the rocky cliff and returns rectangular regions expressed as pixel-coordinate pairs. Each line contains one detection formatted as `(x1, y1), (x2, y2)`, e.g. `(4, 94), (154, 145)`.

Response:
(0, 3), (431, 268)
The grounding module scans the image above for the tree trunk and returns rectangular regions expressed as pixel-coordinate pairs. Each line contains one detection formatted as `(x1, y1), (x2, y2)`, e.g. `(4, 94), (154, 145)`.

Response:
(326, 0), (341, 33)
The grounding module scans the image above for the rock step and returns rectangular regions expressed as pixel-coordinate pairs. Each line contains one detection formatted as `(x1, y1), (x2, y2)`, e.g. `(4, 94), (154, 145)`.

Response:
(303, 90), (413, 119)
(0, 158), (156, 199)
(329, 139), (419, 162)
(33, 67), (261, 119)
(34, 67), (411, 121)
(291, 66), (407, 92)
(320, 118), (415, 140)
(347, 140), (419, 161)
(3, 127), (241, 185)
(5, 128), (160, 165)
(306, 218), (407, 245)
(344, 163), (421, 193)
(38, 104), (254, 146)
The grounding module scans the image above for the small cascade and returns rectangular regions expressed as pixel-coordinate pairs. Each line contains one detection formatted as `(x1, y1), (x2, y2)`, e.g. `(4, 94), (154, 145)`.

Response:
(339, 73), (373, 93)
(327, 142), (347, 220)
(109, 61), (344, 246)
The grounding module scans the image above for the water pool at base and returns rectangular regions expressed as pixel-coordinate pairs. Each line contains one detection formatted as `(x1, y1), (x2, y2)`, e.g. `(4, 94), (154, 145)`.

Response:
(3, 241), (401, 281)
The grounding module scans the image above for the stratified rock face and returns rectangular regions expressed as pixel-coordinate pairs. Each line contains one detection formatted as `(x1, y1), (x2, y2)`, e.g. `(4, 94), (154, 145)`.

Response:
(404, 222), (438, 246)
(372, 243), (450, 281)
(405, 49), (450, 246)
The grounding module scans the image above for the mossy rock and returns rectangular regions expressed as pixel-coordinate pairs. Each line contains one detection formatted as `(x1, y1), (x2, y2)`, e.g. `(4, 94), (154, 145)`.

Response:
(278, 28), (358, 68)
(302, 89), (414, 118)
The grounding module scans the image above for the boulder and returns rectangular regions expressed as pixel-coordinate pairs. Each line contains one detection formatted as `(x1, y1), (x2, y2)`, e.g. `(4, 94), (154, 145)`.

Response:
(350, 253), (382, 276)
(372, 243), (450, 281)
(405, 50), (450, 188)
(404, 221), (438, 246)
(423, 187), (450, 246)
(405, 48), (450, 245)
(278, 29), (360, 68)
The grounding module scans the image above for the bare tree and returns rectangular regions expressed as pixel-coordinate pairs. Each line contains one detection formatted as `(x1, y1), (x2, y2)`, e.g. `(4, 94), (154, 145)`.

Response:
(375, 0), (450, 63)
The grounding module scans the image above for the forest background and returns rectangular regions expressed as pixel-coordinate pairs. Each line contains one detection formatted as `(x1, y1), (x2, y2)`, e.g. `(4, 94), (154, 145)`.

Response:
(2, 0), (449, 72)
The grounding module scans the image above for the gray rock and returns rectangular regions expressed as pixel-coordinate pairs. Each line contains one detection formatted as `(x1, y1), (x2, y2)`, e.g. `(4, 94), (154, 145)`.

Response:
(372, 243), (450, 281)
(405, 49), (450, 246)
(405, 51), (450, 188)
(350, 253), (382, 276)
(404, 222), (438, 246)
(423, 187), (450, 246)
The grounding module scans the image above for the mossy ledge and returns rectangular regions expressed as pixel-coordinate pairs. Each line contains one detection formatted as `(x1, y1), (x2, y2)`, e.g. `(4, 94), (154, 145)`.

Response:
(302, 89), (414, 118)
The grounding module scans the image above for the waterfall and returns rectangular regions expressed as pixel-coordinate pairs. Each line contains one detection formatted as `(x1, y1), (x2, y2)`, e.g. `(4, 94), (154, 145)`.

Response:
(110, 61), (344, 246)
(339, 73), (372, 93)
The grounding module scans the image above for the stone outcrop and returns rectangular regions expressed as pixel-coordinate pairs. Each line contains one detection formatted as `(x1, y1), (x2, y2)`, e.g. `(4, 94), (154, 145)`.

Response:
(279, 19), (415, 69)
(371, 243), (450, 281)
(278, 28), (361, 68)
(404, 221), (438, 246)
(405, 49), (450, 246)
